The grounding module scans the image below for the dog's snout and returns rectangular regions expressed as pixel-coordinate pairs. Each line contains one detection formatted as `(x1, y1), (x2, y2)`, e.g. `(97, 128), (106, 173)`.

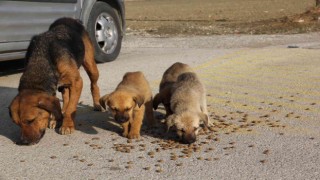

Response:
(182, 133), (196, 144)
(18, 129), (45, 146)
(115, 114), (129, 123)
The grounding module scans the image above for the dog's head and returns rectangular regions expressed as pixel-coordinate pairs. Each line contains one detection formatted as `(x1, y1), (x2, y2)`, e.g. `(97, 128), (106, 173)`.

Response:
(166, 112), (208, 144)
(99, 91), (144, 124)
(9, 91), (62, 145)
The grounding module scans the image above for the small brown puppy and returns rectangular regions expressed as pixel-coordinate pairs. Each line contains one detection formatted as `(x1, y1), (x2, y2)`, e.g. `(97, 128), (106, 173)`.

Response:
(166, 72), (212, 144)
(99, 71), (155, 139)
(9, 17), (101, 145)
(153, 62), (193, 117)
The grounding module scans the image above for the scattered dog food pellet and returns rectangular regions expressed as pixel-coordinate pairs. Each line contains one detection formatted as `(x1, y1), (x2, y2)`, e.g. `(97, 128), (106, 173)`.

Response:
(155, 169), (163, 173)
(87, 163), (93, 166)
(50, 156), (57, 159)
(260, 160), (267, 164)
(176, 163), (183, 166)
(197, 157), (203, 160)
(144, 167), (150, 170)
(92, 137), (100, 140)
(263, 150), (270, 155)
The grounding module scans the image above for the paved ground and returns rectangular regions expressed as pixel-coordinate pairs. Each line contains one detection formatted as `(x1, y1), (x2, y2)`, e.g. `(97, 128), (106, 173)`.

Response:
(0, 33), (319, 179)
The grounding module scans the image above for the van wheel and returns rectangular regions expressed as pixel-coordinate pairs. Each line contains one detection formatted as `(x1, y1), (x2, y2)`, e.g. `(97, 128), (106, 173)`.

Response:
(87, 2), (122, 63)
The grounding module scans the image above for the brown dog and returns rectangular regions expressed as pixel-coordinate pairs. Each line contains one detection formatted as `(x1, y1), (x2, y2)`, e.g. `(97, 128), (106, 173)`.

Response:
(9, 17), (101, 145)
(153, 62), (193, 117)
(166, 72), (212, 144)
(99, 71), (155, 139)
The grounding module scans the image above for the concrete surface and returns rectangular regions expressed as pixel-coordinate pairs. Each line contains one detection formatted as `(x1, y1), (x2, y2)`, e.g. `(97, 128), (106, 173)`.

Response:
(0, 33), (319, 180)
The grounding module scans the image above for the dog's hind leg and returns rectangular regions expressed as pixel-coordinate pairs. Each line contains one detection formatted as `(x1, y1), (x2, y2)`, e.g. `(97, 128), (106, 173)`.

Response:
(145, 99), (156, 127)
(82, 33), (101, 111)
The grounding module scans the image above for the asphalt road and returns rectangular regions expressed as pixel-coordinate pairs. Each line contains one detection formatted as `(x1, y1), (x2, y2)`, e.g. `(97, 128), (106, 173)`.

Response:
(0, 33), (319, 180)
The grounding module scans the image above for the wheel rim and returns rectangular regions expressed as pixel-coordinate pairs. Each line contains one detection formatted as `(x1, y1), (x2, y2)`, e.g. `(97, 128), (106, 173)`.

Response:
(95, 12), (118, 54)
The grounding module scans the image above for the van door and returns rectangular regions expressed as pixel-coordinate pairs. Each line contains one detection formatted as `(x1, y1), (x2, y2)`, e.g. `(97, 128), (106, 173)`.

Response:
(0, 0), (81, 58)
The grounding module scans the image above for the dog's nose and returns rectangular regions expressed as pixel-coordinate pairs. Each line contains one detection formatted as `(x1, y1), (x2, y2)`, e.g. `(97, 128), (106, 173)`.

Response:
(182, 134), (196, 144)
(115, 114), (129, 123)
(16, 139), (33, 146)
(17, 129), (45, 146)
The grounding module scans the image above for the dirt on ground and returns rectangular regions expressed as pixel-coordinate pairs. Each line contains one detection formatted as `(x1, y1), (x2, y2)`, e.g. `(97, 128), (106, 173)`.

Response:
(125, 0), (320, 36)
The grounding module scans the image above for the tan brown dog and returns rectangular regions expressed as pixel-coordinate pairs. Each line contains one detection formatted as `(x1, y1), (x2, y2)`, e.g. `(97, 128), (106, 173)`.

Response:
(99, 71), (155, 139)
(153, 62), (193, 117)
(166, 72), (212, 144)
(9, 17), (101, 145)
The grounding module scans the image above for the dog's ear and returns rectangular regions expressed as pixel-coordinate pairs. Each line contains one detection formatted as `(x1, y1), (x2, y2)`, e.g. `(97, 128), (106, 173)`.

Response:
(166, 114), (177, 132)
(198, 112), (209, 127)
(133, 95), (144, 108)
(38, 95), (63, 121)
(99, 94), (110, 110)
(153, 93), (161, 110)
(9, 96), (21, 123)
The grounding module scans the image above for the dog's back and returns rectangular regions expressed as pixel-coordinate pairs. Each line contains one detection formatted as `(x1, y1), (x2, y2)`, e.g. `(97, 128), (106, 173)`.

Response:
(160, 62), (193, 90)
(19, 18), (86, 95)
(170, 72), (205, 113)
(117, 71), (152, 97)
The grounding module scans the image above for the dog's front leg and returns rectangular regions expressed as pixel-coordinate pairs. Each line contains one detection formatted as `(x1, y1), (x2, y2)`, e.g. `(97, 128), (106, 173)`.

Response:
(59, 76), (83, 135)
(128, 106), (145, 139)
(121, 121), (130, 138)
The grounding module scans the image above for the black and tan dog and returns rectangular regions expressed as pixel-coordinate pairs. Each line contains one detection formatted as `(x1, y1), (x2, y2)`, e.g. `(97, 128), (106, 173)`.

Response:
(153, 62), (193, 117)
(99, 71), (155, 139)
(9, 17), (101, 145)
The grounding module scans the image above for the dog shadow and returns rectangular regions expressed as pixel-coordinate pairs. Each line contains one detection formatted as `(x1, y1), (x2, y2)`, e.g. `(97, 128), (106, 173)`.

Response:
(140, 107), (180, 142)
(0, 86), (21, 143)
(73, 103), (122, 135)
(0, 85), (178, 143)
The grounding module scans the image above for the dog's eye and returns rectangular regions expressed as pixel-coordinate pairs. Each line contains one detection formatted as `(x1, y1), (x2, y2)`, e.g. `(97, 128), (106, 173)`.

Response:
(111, 107), (118, 112)
(125, 108), (130, 112)
(26, 119), (35, 125)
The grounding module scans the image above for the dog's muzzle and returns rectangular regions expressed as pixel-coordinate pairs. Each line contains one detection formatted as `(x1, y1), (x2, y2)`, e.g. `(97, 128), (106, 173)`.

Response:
(182, 133), (196, 144)
(17, 129), (46, 146)
(115, 114), (129, 123)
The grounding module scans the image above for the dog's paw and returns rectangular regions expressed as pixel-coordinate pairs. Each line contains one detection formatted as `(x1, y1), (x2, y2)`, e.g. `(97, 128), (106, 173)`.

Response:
(122, 132), (128, 138)
(208, 119), (214, 127)
(59, 125), (75, 135)
(93, 104), (102, 111)
(49, 120), (57, 129)
(128, 133), (140, 139)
